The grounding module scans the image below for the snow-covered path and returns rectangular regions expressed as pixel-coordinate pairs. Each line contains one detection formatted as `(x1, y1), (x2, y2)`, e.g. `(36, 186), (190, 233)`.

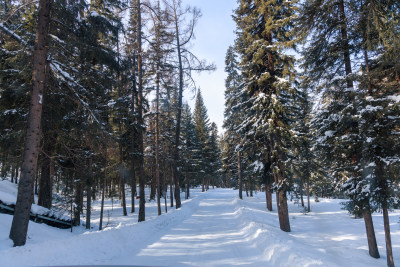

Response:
(0, 186), (399, 266)
(117, 190), (265, 266)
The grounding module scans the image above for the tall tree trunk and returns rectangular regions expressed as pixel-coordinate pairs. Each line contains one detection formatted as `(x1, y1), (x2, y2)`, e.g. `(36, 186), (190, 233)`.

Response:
(186, 174), (190, 199)
(154, 0), (162, 216)
(377, 160), (394, 267)
(172, 1), (183, 209)
(11, 166), (14, 183)
(117, 33), (127, 216)
(238, 150), (242, 200)
(202, 178), (205, 192)
(363, 209), (380, 258)
(86, 157), (92, 230)
(119, 163), (127, 216)
(306, 178), (311, 212)
(9, 0), (52, 247)
(15, 167), (18, 184)
(170, 164), (174, 207)
(278, 188), (291, 232)
(136, 0), (145, 222)
(299, 181), (304, 207)
(338, 0), (353, 88)
(38, 135), (53, 209)
(383, 208), (394, 267)
(99, 148), (107, 230)
(266, 183), (272, 211)
(35, 169), (39, 195)
(164, 174), (168, 213)
(130, 55), (137, 214)
(73, 169), (84, 226)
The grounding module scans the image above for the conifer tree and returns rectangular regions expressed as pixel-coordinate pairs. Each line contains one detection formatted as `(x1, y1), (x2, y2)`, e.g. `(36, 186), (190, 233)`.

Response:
(193, 89), (211, 190)
(234, 0), (298, 232)
(9, 0), (52, 247)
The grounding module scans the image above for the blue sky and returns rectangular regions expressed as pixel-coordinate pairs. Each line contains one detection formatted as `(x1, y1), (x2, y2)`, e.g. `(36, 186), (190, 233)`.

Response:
(182, 0), (238, 134)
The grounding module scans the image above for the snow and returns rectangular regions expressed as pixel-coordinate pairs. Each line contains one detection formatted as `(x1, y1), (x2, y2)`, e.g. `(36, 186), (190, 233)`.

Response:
(251, 160), (264, 172)
(0, 22), (30, 48)
(387, 95), (400, 103)
(0, 180), (70, 221)
(0, 184), (399, 266)
(325, 130), (335, 137)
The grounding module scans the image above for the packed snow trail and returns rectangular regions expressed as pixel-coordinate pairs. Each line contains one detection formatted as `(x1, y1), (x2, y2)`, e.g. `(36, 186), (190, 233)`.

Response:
(0, 186), (398, 266)
(113, 190), (267, 266)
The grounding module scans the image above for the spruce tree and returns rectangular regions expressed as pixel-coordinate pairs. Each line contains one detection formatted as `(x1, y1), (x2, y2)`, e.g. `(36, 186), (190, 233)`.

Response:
(234, 0), (298, 232)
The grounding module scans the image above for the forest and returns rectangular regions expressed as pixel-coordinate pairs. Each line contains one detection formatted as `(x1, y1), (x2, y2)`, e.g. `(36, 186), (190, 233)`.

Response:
(0, 0), (399, 266)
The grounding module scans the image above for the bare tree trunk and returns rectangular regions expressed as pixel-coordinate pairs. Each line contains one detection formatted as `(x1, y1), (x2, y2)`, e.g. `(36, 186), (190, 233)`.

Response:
(35, 169), (39, 195)
(15, 167), (18, 184)
(38, 136), (53, 209)
(11, 166), (14, 183)
(86, 157), (93, 230)
(170, 164), (174, 207)
(202, 178), (205, 192)
(299, 181), (304, 207)
(116, 33), (127, 216)
(99, 148), (107, 230)
(137, 0), (145, 222)
(338, 0), (353, 88)
(278, 188), (291, 232)
(130, 60), (136, 214)
(186, 174), (190, 199)
(164, 175), (168, 213)
(238, 150), (242, 200)
(130, 145), (136, 214)
(9, 0), (52, 247)
(250, 180), (253, 197)
(119, 160), (127, 216)
(74, 174), (83, 226)
(383, 208), (394, 267)
(363, 210), (380, 258)
(154, 0), (162, 216)
(266, 184), (272, 211)
(172, 0), (184, 209)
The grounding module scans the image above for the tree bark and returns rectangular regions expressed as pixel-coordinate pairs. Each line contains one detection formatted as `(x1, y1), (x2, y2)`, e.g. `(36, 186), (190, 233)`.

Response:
(338, 0), (353, 88)
(238, 150), (242, 200)
(136, 0), (145, 222)
(86, 157), (93, 230)
(170, 164), (174, 207)
(383, 208), (394, 267)
(38, 136), (53, 209)
(299, 181), (304, 207)
(15, 167), (18, 184)
(363, 210), (380, 258)
(99, 148), (107, 230)
(130, 57), (136, 214)
(74, 175), (83, 226)
(9, 0), (52, 247)
(306, 178), (311, 212)
(11, 166), (14, 183)
(154, 0), (162, 216)
(172, 2), (183, 209)
(278, 188), (291, 232)
(266, 183), (272, 211)
(186, 174), (190, 199)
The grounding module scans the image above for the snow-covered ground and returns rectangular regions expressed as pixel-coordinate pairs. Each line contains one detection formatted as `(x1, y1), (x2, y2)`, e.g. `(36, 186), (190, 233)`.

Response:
(0, 180), (399, 266)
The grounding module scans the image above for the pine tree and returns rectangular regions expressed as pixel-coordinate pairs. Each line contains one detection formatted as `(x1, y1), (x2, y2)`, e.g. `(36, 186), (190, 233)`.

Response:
(193, 89), (211, 191)
(9, 0), (52, 247)
(234, 0), (298, 232)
